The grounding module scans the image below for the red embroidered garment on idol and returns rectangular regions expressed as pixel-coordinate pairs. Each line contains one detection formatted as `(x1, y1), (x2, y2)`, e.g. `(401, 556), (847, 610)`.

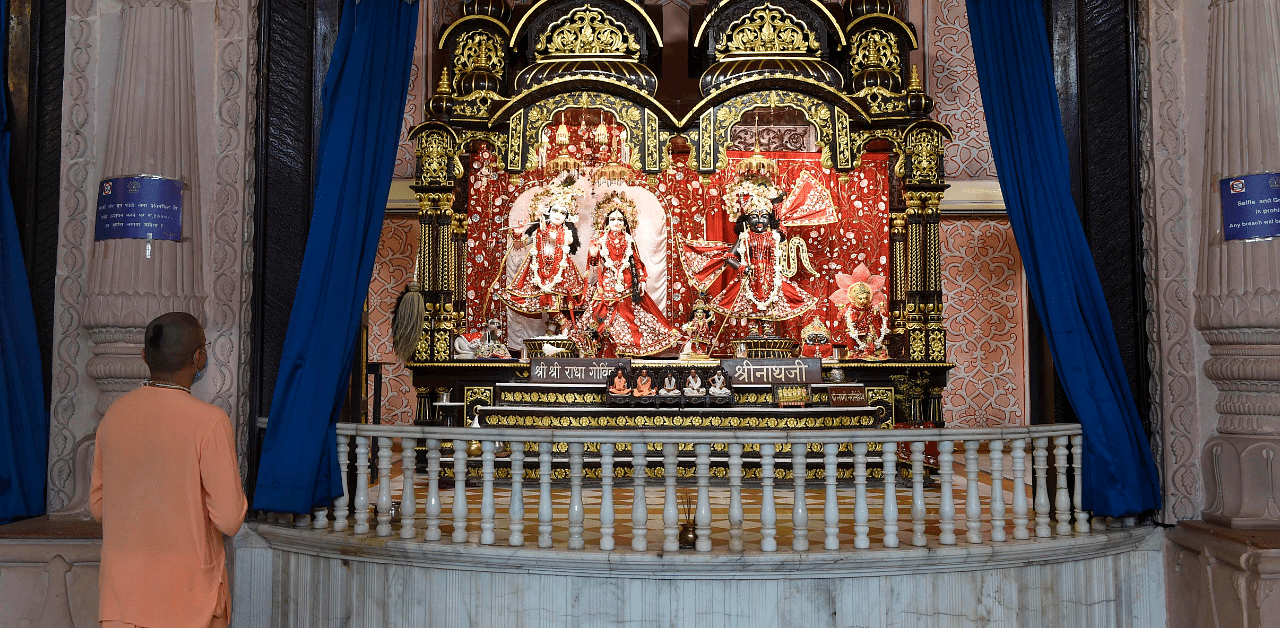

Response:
(501, 223), (586, 315)
(680, 166), (837, 322)
(580, 231), (682, 356)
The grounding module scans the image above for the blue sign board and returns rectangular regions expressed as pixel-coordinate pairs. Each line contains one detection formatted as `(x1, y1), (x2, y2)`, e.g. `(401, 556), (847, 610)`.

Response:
(94, 176), (184, 242)
(1220, 172), (1280, 241)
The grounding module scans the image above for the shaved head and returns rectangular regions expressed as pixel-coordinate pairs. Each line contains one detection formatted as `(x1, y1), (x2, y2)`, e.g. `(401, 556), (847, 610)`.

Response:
(143, 312), (205, 375)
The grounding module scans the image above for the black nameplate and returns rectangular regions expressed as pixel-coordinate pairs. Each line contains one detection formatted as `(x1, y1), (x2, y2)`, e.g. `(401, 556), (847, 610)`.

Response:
(721, 358), (823, 385)
(530, 358), (631, 383)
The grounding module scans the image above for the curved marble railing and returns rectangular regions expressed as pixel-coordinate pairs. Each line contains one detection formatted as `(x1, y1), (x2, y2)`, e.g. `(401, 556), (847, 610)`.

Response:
(277, 422), (1092, 553)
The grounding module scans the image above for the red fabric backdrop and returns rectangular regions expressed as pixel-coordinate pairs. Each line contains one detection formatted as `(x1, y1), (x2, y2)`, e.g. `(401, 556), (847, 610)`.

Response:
(463, 141), (890, 354)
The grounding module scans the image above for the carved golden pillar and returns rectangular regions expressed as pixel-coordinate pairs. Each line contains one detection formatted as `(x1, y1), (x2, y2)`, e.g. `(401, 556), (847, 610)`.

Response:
(409, 123), (460, 362)
(922, 191), (946, 362)
(888, 206), (909, 359)
(902, 122), (952, 363)
(412, 190), (455, 362)
(451, 209), (468, 325)
(903, 191), (927, 361)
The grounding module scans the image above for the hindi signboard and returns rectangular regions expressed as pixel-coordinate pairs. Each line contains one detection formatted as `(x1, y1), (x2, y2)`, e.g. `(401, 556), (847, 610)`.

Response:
(721, 358), (823, 385)
(95, 175), (184, 242)
(828, 384), (869, 407)
(529, 358), (630, 384)
(1220, 173), (1280, 241)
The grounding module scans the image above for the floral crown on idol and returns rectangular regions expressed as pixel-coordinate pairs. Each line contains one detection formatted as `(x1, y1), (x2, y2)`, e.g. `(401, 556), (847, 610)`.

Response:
(592, 190), (639, 231)
(723, 173), (783, 221)
(529, 174), (584, 224)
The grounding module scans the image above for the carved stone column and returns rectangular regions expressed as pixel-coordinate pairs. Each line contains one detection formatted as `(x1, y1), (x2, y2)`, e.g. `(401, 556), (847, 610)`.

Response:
(1196, 0), (1280, 528)
(83, 0), (205, 415)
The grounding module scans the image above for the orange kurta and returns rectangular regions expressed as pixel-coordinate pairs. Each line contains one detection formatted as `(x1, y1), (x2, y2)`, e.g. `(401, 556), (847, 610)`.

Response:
(91, 386), (248, 628)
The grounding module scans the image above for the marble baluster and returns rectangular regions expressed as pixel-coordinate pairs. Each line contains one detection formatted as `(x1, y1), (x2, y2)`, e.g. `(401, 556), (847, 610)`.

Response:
(760, 443), (777, 552)
(989, 440), (1006, 542)
(695, 443), (712, 552)
(480, 440), (496, 545)
(1033, 437), (1051, 537)
(1054, 436), (1072, 535)
(400, 437), (417, 540)
(1072, 434), (1090, 533)
(853, 442), (870, 549)
(792, 443), (809, 551)
(823, 443), (839, 550)
(333, 434), (350, 532)
(728, 443), (744, 551)
(295, 514), (311, 528)
(424, 438), (442, 541)
(1010, 438), (1029, 540)
(539, 441), (553, 548)
(600, 443), (615, 551)
(663, 442), (679, 551)
(938, 440), (956, 545)
(509, 441), (526, 546)
(452, 440), (469, 543)
(568, 442), (585, 549)
(313, 506), (328, 530)
(882, 441), (899, 548)
(910, 441), (926, 546)
(632, 442), (649, 551)
(376, 437), (393, 537)
(353, 436), (371, 535)
(964, 440), (981, 544)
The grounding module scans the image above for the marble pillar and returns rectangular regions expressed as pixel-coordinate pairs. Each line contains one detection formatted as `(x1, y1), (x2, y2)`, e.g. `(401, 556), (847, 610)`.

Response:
(1196, 0), (1280, 528)
(83, 0), (206, 416)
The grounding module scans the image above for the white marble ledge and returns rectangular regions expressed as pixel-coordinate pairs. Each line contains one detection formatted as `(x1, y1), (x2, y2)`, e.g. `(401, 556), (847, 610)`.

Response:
(251, 523), (1162, 579)
(0, 537), (103, 563)
(1168, 521), (1280, 574)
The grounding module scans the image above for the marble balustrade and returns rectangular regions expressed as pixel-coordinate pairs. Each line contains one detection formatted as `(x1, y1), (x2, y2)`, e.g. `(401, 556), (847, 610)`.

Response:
(265, 421), (1091, 553)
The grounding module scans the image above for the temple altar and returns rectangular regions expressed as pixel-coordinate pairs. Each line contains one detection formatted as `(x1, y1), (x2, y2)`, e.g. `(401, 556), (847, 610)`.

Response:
(394, 0), (955, 433)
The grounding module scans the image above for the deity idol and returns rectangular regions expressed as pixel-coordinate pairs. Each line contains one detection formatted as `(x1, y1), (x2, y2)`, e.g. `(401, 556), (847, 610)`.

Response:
(800, 318), (835, 361)
(683, 169), (834, 332)
(678, 300), (715, 359)
(500, 177), (587, 334)
(830, 263), (889, 361)
(577, 191), (682, 357)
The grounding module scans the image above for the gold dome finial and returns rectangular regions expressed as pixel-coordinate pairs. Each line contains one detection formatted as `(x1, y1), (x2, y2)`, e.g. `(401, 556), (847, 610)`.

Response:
(867, 43), (883, 68)
(436, 68), (452, 96)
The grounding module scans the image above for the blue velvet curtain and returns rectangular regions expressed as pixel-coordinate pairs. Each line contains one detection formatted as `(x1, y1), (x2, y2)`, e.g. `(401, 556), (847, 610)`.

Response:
(253, 0), (419, 513)
(966, 0), (1160, 515)
(0, 0), (49, 523)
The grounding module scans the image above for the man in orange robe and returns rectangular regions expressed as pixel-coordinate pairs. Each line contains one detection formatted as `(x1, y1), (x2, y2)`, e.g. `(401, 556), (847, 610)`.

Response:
(91, 312), (248, 628)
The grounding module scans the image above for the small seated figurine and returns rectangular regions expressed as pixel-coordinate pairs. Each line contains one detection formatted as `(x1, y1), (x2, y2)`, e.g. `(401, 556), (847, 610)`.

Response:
(683, 369), (706, 396)
(658, 371), (681, 396)
(708, 368), (732, 397)
(474, 317), (512, 360)
(799, 318), (835, 362)
(632, 369), (655, 396)
(608, 368), (631, 395)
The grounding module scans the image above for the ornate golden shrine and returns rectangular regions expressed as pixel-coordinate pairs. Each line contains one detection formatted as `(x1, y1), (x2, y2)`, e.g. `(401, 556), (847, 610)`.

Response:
(401, 0), (954, 423)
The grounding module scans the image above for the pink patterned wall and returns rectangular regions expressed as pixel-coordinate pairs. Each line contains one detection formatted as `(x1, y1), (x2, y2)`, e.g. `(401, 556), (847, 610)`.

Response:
(920, 0), (997, 180)
(940, 218), (1028, 427)
(368, 217), (420, 425)
(393, 3), (432, 179)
